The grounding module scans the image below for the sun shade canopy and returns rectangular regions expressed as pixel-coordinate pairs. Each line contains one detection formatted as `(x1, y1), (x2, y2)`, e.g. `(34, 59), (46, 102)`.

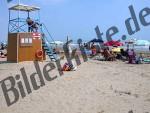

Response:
(89, 38), (104, 43)
(9, 4), (40, 12)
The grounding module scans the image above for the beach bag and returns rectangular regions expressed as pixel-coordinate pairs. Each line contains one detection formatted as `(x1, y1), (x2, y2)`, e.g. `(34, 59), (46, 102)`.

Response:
(143, 58), (150, 63)
(92, 48), (97, 55)
(62, 63), (71, 71)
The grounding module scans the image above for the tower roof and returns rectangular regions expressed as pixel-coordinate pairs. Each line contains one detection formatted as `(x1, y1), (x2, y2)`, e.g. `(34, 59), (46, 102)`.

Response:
(9, 4), (40, 12)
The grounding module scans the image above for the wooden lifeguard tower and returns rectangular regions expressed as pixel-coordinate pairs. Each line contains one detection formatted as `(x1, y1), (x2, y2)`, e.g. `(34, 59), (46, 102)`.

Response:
(7, 4), (57, 62)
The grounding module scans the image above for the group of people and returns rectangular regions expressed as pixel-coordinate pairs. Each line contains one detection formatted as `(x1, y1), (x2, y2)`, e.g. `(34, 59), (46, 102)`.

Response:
(126, 49), (145, 64)
(0, 43), (7, 58)
(88, 43), (148, 64)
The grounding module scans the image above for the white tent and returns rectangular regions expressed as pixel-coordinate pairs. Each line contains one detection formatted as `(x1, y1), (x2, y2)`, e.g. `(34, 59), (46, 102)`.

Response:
(50, 41), (64, 45)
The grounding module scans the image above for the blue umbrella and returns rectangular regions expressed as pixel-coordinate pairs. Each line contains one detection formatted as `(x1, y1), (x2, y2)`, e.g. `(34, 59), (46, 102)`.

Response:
(89, 38), (104, 43)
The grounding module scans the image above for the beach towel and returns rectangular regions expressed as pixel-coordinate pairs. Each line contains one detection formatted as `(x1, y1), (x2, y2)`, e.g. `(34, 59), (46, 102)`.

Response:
(62, 62), (77, 71)
(143, 58), (150, 63)
(85, 49), (92, 55)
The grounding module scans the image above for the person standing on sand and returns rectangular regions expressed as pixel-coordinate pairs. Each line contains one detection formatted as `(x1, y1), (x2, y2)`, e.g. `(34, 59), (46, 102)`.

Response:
(1, 43), (4, 50)
(63, 39), (77, 71)
(128, 49), (136, 64)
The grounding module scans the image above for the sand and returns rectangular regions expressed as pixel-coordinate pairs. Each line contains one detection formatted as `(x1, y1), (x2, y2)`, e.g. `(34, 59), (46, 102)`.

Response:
(0, 58), (150, 113)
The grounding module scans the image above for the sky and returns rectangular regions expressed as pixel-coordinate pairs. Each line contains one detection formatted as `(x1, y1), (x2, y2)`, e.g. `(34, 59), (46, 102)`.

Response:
(0, 0), (150, 43)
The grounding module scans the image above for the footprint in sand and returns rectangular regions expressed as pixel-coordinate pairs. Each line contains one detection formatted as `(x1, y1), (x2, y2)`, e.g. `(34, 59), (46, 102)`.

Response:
(145, 98), (150, 102)
(128, 110), (133, 113)
(140, 73), (150, 79)
(98, 110), (105, 113)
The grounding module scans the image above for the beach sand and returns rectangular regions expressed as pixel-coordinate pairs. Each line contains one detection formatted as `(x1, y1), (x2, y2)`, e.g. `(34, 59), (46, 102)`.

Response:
(0, 58), (150, 113)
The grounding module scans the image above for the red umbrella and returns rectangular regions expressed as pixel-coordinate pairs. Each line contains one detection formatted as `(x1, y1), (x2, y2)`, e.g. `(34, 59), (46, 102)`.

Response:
(104, 40), (123, 46)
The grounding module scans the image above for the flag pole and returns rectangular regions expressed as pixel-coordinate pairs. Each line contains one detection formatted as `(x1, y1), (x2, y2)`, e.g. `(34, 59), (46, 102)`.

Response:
(17, 0), (20, 32)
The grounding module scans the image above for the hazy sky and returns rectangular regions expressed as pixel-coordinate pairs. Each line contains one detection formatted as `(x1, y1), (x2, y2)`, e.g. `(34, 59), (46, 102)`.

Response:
(0, 0), (150, 42)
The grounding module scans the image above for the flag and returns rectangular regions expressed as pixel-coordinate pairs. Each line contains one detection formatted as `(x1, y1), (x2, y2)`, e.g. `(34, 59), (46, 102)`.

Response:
(7, 0), (13, 3)
(32, 33), (41, 38)
(7, 0), (20, 4)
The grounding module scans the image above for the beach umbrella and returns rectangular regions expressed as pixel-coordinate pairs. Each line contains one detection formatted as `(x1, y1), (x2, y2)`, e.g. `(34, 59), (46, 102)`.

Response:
(104, 40), (123, 46)
(112, 47), (121, 53)
(135, 40), (150, 46)
(125, 38), (136, 43)
(89, 38), (104, 43)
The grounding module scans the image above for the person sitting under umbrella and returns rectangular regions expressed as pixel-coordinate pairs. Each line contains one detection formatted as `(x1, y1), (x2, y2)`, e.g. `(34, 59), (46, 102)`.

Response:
(103, 48), (115, 61)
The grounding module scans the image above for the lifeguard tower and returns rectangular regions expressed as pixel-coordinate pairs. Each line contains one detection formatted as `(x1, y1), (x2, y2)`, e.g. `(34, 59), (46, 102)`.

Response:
(7, 4), (57, 62)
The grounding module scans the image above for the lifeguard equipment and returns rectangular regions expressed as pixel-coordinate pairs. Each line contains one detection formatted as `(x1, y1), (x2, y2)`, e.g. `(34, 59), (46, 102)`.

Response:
(7, 4), (58, 62)
(36, 50), (43, 58)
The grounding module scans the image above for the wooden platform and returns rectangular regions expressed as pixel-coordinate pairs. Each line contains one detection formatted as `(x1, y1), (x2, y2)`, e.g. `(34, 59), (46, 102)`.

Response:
(7, 32), (45, 62)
